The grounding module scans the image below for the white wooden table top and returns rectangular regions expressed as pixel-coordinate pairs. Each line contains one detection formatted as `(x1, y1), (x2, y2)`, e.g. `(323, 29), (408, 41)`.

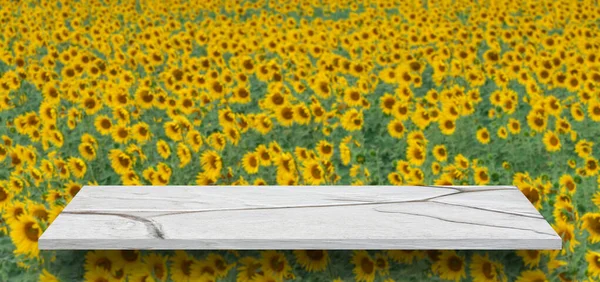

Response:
(38, 185), (562, 250)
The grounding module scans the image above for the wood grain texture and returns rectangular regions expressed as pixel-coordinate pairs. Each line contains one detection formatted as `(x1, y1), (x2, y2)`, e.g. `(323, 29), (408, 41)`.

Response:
(39, 185), (562, 250)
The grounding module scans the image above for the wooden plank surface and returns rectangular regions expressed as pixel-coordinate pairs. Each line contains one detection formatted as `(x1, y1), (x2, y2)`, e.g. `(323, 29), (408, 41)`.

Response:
(39, 185), (562, 250)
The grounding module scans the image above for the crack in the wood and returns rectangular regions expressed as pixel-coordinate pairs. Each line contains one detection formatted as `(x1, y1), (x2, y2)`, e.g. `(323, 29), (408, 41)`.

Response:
(323, 187), (517, 204)
(73, 196), (209, 205)
(423, 186), (516, 193)
(429, 200), (543, 219)
(148, 189), (466, 218)
(372, 208), (557, 237)
(66, 186), (542, 239)
(326, 198), (378, 203)
(62, 211), (166, 239)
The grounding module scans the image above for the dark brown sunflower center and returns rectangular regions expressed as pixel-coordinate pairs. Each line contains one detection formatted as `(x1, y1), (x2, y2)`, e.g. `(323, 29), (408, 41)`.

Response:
(447, 256), (462, 272)
(361, 257), (374, 274)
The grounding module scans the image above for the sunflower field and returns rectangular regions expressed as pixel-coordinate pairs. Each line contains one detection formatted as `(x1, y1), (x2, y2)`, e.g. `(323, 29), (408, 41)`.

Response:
(1, 0), (600, 281)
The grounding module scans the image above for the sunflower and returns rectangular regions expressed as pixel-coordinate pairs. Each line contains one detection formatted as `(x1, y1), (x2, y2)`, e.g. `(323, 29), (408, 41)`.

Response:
(242, 152), (260, 174)
(311, 74), (332, 99)
(81, 96), (102, 115)
(9, 176), (24, 194)
(553, 198), (577, 224)
(84, 267), (117, 282)
(291, 103), (311, 125)
(42, 83), (61, 104)
(253, 178), (267, 185)
(474, 167), (490, 185)
(190, 258), (217, 280)
(151, 140), (171, 161)
(264, 91), (287, 109)
(559, 174), (576, 195)
(453, 154), (469, 170)
(516, 250), (541, 268)
(379, 93), (396, 114)
(252, 144), (271, 167)
(94, 115), (112, 135)
(432, 251), (465, 282)
(253, 114), (273, 135)
(527, 110), (547, 132)
(208, 132), (227, 151)
(275, 104), (295, 127)
(129, 268), (155, 282)
(508, 118), (521, 134)
(552, 220), (579, 253)
(253, 273), (279, 282)
(584, 157), (599, 176)
(294, 148), (309, 164)
(515, 270), (547, 282)
(438, 116), (456, 135)
(316, 140), (334, 160)
(588, 100), (600, 121)
(109, 149), (133, 175)
(39, 269), (59, 282)
(374, 252), (389, 276)
(200, 150), (223, 178)
(520, 183), (542, 209)
(293, 250), (329, 272)
(9, 213), (41, 258)
(134, 87), (154, 109)
(169, 251), (196, 282)
(131, 122), (151, 144)
(196, 171), (218, 186)
(351, 251), (376, 282)
(206, 253), (235, 278)
(141, 253), (168, 281)
(406, 142), (426, 166)
(497, 126), (508, 139)
(543, 130), (561, 152)
(341, 109), (364, 131)
(0, 185), (12, 209)
(386, 250), (425, 264)
(0, 144), (7, 162)
(111, 123), (130, 144)
(303, 160), (325, 185)
(469, 254), (503, 282)
(340, 142), (351, 166)
(28, 201), (49, 222)
(391, 102), (409, 121)
(68, 157), (87, 179)
(474, 127), (491, 144)
(223, 126), (240, 146)
(114, 250), (142, 274)
(408, 167), (424, 185)
(84, 250), (120, 275)
(177, 143), (191, 168)
(571, 102), (585, 121)
(164, 120), (183, 142)
(260, 251), (291, 281)
(585, 251), (600, 278)
(310, 102), (327, 124)
(79, 142), (97, 161)
(4, 201), (25, 226)
(387, 119), (405, 139)
(546, 250), (567, 273)
(574, 140), (593, 159)
(388, 172), (404, 185)
(344, 87), (363, 107)
(63, 182), (82, 200)
(208, 80), (225, 99)
(582, 213), (600, 244)
(236, 256), (262, 282)
(185, 130), (204, 152)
